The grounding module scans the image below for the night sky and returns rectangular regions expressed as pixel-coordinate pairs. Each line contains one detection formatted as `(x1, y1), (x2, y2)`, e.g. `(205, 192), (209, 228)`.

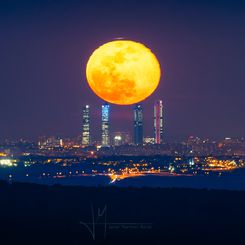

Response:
(1, 0), (245, 141)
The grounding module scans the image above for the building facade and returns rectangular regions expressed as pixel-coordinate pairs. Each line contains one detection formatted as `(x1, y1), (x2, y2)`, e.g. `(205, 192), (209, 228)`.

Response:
(133, 104), (143, 145)
(82, 105), (91, 145)
(101, 103), (110, 146)
(112, 131), (132, 146)
(154, 100), (163, 144)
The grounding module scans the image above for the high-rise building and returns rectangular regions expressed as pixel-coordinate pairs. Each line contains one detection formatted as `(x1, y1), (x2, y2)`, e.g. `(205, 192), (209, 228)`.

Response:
(133, 104), (143, 145)
(154, 100), (163, 144)
(82, 105), (91, 145)
(101, 103), (110, 146)
(112, 131), (132, 146)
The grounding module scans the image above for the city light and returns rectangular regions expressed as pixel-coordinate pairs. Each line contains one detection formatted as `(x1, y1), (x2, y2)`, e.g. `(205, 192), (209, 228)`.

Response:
(0, 159), (16, 167)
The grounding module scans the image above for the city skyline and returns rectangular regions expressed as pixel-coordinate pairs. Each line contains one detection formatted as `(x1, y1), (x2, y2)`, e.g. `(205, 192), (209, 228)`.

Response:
(1, 1), (245, 244)
(0, 0), (245, 141)
(83, 101), (162, 145)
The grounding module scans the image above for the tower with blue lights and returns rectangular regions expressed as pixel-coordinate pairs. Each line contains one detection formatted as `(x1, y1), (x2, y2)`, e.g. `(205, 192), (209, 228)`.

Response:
(101, 103), (110, 146)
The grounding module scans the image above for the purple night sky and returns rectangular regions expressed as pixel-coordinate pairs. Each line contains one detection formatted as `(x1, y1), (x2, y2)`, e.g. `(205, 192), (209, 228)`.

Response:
(0, 0), (245, 141)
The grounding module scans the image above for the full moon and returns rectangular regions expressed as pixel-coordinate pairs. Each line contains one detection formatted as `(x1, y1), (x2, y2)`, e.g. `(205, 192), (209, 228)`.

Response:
(86, 40), (161, 105)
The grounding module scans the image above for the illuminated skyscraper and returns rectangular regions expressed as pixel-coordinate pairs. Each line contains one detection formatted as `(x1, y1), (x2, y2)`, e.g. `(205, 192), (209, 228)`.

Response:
(133, 104), (143, 145)
(154, 100), (163, 144)
(82, 105), (90, 145)
(101, 103), (110, 146)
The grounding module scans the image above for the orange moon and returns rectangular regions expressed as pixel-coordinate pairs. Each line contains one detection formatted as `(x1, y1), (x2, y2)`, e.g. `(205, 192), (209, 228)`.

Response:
(86, 40), (161, 105)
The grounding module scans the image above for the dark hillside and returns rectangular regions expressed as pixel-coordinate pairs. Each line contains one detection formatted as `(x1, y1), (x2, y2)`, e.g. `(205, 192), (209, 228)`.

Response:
(0, 181), (244, 245)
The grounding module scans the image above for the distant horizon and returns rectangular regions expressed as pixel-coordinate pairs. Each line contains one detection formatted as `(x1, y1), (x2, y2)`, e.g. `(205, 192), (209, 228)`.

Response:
(1, 134), (244, 143)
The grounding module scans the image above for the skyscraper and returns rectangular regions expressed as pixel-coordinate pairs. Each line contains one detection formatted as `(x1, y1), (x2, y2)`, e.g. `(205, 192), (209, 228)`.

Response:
(133, 104), (143, 145)
(154, 100), (163, 144)
(82, 105), (90, 145)
(101, 103), (110, 146)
